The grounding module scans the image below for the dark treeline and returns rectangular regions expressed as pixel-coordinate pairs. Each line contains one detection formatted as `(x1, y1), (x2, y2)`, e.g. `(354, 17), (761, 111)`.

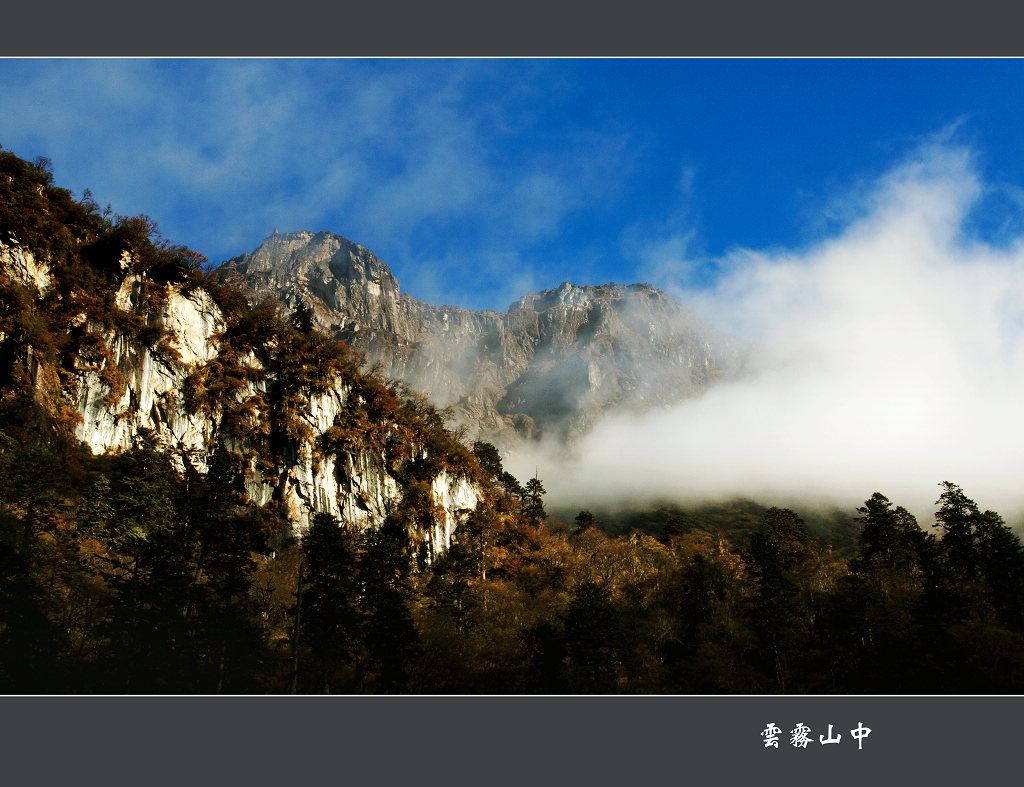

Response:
(3, 146), (1024, 693)
(3, 420), (1024, 693)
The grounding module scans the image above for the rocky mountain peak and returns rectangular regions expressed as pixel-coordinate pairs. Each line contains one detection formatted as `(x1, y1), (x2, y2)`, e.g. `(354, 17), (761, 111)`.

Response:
(221, 231), (405, 335)
(225, 230), (399, 303)
(512, 281), (668, 313)
(220, 232), (738, 451)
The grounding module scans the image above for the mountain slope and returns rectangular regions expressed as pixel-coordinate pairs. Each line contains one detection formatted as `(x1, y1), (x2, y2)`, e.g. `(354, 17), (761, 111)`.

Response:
(0, 153), (483, 548)
(220, 231), (737, 449)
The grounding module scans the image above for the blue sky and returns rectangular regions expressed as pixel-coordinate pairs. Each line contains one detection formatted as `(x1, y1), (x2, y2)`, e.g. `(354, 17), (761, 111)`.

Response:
(10, 57), (1024, 512)
(2, 58), (1024, 311)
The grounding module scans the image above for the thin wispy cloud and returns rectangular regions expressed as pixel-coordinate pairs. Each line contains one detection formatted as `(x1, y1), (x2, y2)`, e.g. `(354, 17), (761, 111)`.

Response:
(7, 59), (1024, 518)
(10, 59), (1023, 314)
(0, 59), (630, 309)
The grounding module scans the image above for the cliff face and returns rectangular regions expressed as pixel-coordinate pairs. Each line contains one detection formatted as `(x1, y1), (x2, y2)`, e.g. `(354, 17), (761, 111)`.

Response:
(221, 231), (736, 450)
(1, 240), (482, 545)
(1, 238), (52, 294)
(75, 274), (224, 458)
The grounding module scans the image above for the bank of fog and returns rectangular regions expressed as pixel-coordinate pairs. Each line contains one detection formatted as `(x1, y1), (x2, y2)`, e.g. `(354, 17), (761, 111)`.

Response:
(508, 146), (1024, 527)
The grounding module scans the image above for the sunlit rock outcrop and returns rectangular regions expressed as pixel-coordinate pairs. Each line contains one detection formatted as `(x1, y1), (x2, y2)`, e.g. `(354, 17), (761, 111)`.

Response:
(1, 238), (51, 294)
(222, 231), (738, 451)
(2, 239), (481, 544)
(76, 278), (224, 459)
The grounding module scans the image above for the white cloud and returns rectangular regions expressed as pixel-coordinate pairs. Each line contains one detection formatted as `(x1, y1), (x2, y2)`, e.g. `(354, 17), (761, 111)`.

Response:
(511, 142), (1024, 522)
(1, 60), (660, 313)
(626, 161), (704, 287)
(0, 61), (611, 271)
(635, 231), (699, 286)
(506, 173), (575, 240)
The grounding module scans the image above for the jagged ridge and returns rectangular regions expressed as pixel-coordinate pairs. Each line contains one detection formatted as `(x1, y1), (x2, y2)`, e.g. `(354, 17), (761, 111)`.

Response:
(220, 231), (737, 449)
(0, 158), (484, 548)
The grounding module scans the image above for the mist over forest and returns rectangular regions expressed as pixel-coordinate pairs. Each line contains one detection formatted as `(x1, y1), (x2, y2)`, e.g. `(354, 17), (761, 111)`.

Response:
(4, 139), (1024, 695)
(512, 143), (1024, 528)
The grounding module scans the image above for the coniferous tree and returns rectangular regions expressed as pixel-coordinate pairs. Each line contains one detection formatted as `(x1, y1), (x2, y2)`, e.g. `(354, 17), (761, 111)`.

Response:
(185, 445), (272, 693)
(471, 441), (504, 480)
(80, 473), (115, 541)
(935, 482), (982, 583)
(359, 516), (419, 693)
(100, 438), (272, 692)
(522, 475), (547, 527)
(95, 430), (185, 691)
(499, 471), (523, 502)
(563, 580), (623, 693)
(839, 492), (937, 691)
(300, 512), (362, 692)
(974, 510), (1024, 628)
(523, 620), (568, 693)
(747, 507), (811, 691)
(574, 510), (596, 532)
(854, 492), (933, 574)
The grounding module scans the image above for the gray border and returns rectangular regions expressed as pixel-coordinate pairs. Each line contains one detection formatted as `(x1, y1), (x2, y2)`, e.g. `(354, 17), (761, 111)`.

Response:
(6, 0), (1024, 784)
(10, 0), (1024, 55)
(0, 695), (1020, 784)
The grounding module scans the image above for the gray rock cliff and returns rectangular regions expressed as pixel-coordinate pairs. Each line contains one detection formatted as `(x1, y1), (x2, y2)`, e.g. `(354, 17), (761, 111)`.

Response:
(1, 239), (482, 545)
(221, 231), (737, 451)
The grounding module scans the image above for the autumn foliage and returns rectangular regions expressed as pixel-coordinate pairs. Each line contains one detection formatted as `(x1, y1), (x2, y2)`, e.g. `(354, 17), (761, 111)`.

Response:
(4, 147), (1024, 694)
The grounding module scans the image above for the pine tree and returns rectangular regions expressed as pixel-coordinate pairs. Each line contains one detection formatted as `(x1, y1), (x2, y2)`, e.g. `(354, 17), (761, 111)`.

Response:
(747, 507), (812, 692)
(564, 580), (623, 693)
(522, 474), (547, 527)
(935, 482), (981, 582)
(970, 509), (1024, 629)
(300, 512), (362, 692)
(853, 492), (933, 574)
(471, 441), (503, 480)
(359, 516), (419, 693)
(499, 471), (523, 501)
(186, 445), (272, 693)
(840, 492), (937, 691)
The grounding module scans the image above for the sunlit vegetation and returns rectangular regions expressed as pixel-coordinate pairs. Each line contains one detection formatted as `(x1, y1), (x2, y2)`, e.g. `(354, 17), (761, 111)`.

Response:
(3, 147), (1024, 693)
(5, 414), (1024, 693)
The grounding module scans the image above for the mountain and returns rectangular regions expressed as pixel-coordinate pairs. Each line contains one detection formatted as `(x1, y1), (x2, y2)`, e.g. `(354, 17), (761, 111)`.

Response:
(9, 152), (1024, 697)
(219, 231), (737, 450)
(0, 153), (483, 548)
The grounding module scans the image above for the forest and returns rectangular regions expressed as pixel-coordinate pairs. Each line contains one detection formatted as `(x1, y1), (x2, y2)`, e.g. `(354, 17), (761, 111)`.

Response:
(4, 419), (1024, 693)
(3, 147), (1024, 694)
